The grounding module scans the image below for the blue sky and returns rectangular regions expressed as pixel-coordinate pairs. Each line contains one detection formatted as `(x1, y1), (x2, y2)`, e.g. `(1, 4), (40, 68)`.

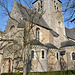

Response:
(61, 0), (75, 29)
(0, 0), (75, 31)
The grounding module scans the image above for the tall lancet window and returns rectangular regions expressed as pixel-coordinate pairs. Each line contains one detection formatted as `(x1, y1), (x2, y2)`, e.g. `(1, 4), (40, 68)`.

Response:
(31, 50), (34, 59)
(36, 27), (40, 40)
(56, 52), (60, 60)
(42, 50), (44, 59)
(72, 52), (75, 60)
(10, 25), (15, 38)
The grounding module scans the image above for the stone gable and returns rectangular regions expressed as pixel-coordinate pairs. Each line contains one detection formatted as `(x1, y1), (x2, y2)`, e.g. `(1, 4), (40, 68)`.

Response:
(0, 0), (75, 73)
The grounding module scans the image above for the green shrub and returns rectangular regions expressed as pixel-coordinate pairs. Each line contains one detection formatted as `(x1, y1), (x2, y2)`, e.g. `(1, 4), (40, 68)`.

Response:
(1, 72), (22, 75)
(1, 70), (75, 75)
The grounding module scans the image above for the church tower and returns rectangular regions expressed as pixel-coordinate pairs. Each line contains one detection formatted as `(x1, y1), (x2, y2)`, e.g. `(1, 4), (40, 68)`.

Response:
(33, 0), (67, 47)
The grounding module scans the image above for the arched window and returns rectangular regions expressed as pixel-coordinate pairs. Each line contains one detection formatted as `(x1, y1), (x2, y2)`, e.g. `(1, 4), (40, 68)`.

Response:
(10, 25), (15, 38)
(36, 27), (40, 40)
(10, 25), (15, 30)
(56, 52), (60, 60)
(72, 52), (75, 60)
(31, 50), (34, 59)
(42, 50), (44, 59)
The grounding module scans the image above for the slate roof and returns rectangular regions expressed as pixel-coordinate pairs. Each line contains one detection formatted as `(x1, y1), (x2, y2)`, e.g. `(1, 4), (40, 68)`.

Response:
(65, 28), (75, 40)
(30, 39), (44, 46)
(30, 40), (58, 49)
(44, 43), (58, 49)
(17, 2), (50, 29)
(61, 40), (75, 48)
(17, 2), (59, 37)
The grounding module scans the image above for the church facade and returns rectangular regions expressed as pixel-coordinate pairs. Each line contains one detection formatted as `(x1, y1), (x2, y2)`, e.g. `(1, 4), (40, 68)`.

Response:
(0, 0), (75, 73)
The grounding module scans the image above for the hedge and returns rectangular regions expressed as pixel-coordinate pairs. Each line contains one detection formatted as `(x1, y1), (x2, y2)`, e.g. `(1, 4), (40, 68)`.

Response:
(1, 70), (75, 75)
(1, 73), (22, 75)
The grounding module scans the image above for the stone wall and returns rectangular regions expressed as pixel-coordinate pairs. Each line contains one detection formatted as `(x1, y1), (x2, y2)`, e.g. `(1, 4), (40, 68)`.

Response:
(29, 45), (47, 72)
(0, 0), (75, 73)
(60, 46), (75, 70)
(0, 53), (3, 74)
(33, 0), (67, 47)
(47, 49), (60, 71)
(31, 25), (53, 44)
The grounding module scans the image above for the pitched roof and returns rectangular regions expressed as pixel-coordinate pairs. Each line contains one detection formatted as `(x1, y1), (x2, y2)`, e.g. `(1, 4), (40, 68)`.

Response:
(61, 40), (75, 48)
(30, 39), (44, 46)
(45, 43), (58, 49)
(17, 2), (50, 29)
(65, 28), (75, 40)
(17, 2), (59, 37)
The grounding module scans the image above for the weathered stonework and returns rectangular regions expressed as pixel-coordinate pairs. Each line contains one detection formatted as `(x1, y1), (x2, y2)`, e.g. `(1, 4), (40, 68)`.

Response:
(33, 0), (67, 47)
(60, 46), (75, 70)
(0, 0), (75, 73)
(47, 49), (60, 71)
(29, 45), (47, 72)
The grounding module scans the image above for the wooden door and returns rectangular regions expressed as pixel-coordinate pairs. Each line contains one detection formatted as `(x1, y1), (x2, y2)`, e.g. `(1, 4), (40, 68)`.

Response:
(8, 59), (11, 72)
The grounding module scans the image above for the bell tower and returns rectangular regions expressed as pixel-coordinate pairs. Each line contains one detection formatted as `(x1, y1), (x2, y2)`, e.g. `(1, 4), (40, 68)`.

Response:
(33, 0), (44, 13)
(33, 0), (67, 47)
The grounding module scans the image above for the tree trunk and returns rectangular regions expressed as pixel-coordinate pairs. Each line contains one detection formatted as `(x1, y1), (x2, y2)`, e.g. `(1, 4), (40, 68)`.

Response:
(23, 47), (28, 75)
(23, 63), (27, 75)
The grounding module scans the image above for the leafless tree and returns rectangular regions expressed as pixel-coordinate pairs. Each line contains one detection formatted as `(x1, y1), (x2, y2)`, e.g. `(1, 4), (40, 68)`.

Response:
(61, 0), (75, 23)
(0, 0), (45, 75)
(0, 0), (75, 75)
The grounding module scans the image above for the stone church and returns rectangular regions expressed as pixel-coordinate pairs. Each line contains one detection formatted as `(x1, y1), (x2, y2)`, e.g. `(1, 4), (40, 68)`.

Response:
(0, 0), (75, 73)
